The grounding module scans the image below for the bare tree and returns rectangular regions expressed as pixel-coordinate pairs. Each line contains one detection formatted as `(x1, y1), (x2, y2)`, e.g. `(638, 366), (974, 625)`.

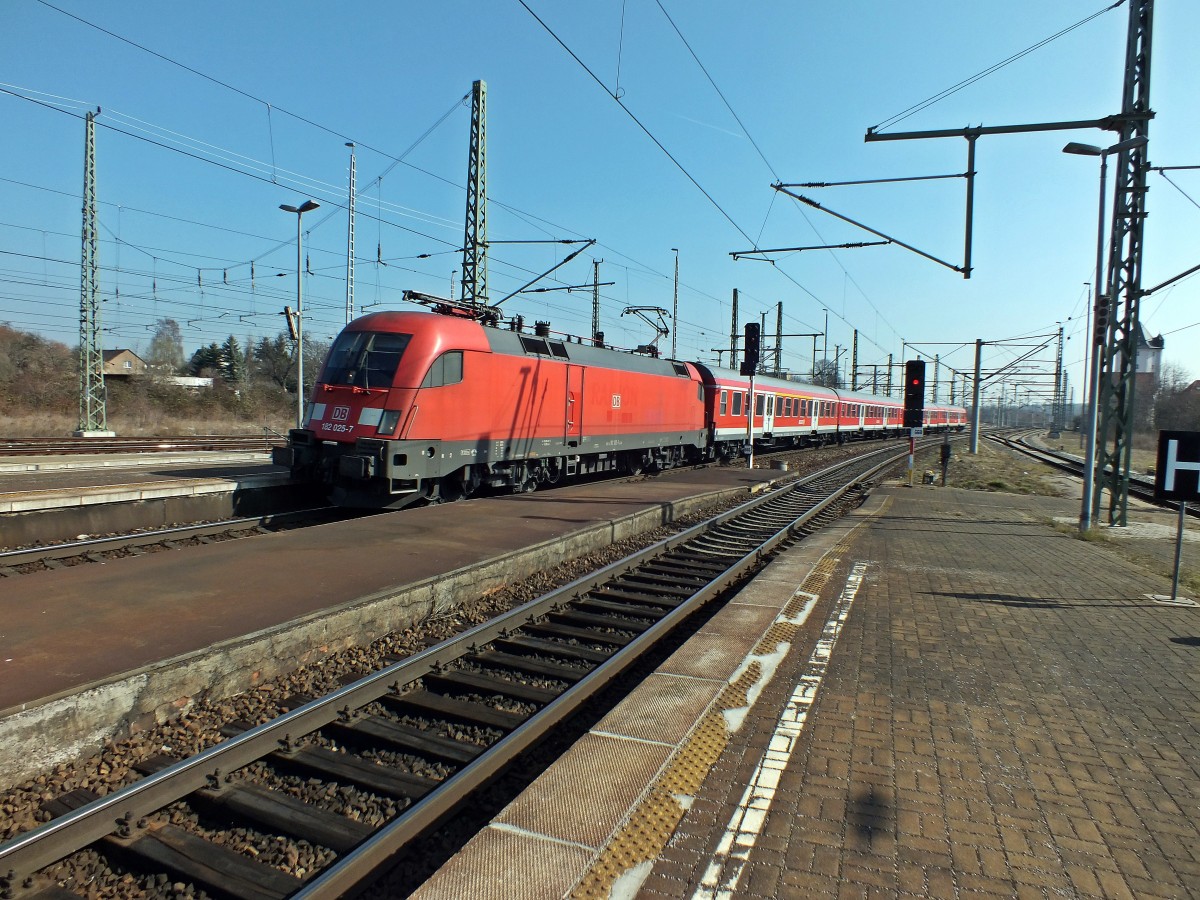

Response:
(1154, 362), (1200, 432)
(811, 358), (842, 388)
(146, 318), (185, 372)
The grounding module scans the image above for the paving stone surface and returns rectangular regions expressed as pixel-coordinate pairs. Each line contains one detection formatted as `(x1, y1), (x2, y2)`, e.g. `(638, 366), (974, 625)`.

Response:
(642, 486), (1200, 899)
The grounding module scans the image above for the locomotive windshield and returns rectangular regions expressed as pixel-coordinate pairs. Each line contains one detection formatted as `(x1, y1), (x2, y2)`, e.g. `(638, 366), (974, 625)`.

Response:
(320, 331), (412, 389)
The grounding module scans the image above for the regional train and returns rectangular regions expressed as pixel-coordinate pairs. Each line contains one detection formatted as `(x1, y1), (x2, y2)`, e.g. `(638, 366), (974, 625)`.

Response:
(274, 304), (967, 508)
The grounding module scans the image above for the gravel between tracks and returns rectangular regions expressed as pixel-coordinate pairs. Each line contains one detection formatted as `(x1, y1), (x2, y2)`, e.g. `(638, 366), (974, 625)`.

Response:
(0, 443), (879, 897)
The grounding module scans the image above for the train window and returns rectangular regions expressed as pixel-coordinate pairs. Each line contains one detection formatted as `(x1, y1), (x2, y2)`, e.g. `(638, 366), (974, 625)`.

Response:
(519, 335), (550, 355)
(720, 390), (728, 416)
(766, 396), (774, 416)
(755, 394), (765, 416)
(672, 362), (689, 377)
(732, 392), (742, 416)
(321, 330), (412, 389)
(420, 351), (464, 388)
(548, 341), (570, 359)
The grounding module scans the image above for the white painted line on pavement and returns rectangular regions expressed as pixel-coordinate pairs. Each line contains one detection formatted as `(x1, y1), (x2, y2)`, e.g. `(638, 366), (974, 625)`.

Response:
(692, 562), (869, 900)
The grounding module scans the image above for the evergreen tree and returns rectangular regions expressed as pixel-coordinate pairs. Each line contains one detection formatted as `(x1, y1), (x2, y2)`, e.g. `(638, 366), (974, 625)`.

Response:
(254, 334), (295, 389)
(221, 335), (246, 383)
(189, 342), (223, 376)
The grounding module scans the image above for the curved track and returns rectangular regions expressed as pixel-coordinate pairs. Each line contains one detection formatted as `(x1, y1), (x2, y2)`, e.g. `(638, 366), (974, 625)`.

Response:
(0, 442), (916, 899)
(991, 433), (1197, 519)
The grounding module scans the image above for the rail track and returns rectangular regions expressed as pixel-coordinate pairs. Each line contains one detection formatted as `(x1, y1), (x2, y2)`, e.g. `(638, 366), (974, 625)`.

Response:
(991, 433), (1198, 519)
(0, 508), (367, 576)
(0, 440), (917, 900)
(0, 435), (283, 456)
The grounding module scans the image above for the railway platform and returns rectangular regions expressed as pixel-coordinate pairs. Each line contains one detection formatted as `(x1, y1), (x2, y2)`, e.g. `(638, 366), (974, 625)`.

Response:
(412, 483), (1200, 899)
(0, 450), (282, 508)
(0, 452), (291, 546)
(0, 463), (784, 783)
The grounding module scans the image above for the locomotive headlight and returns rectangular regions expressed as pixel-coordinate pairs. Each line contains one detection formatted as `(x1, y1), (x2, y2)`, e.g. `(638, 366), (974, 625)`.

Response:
(377, 409), (402, 435)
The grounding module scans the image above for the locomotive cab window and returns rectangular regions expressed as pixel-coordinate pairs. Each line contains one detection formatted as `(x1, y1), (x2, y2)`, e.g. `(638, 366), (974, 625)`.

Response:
(321, 331), (412, 389)
(420, 351), (464, 388)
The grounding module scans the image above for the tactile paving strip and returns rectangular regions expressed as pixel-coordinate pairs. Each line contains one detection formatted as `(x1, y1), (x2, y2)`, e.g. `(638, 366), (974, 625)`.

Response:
(571, 510), (882, 898)
(571, 559), (841, 899)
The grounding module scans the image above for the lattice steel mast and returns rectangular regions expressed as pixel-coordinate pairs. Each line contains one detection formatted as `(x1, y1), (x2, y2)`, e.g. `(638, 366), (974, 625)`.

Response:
(76, 110), (107, 435)
(1096, 0), (1153, 526)
(345, 143), (356, 324)
(460, 80), (488, 307)
(1053, 324), (1064, 428)
(592, 259), (602, 343)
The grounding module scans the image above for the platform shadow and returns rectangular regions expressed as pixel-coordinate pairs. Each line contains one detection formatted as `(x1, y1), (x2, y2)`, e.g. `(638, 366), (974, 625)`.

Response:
(1170, 636), (1200, 647)
(926, 591), (1164, 609)
(847, 786), (892, 850)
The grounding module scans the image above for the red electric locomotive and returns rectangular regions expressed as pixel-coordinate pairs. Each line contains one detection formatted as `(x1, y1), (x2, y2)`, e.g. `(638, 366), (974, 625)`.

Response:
(275, 309), (709, 508)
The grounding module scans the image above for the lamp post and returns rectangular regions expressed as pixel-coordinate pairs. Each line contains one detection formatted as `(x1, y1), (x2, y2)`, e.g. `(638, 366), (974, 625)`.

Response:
(1062, 136), (1147, 532)
(280, 200), (320, 429)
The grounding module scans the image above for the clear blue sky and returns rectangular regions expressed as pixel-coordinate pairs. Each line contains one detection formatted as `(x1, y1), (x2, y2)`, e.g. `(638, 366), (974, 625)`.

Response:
(2, 1), (1196, 407)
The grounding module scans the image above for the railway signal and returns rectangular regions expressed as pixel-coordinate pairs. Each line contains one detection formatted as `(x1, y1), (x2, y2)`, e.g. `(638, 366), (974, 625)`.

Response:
(740, 322), (760, 376)
(903, 360), (925, 429)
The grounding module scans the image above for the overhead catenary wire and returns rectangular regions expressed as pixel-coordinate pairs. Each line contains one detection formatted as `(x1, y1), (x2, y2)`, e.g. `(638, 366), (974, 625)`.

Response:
(3, 9), (823, 362)
(869, 1), (1126, 133)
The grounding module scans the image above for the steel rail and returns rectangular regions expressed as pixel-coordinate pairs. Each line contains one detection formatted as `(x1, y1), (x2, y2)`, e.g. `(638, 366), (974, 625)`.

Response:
(295, 448), (907, 899)
(991, 435), (1196, 518)
(0, 507), (345, 569)
(0, 443), (909, 896)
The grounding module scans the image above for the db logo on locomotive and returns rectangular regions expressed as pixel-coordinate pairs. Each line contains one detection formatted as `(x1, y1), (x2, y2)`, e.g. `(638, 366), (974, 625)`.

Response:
(331, 406), (351, 422)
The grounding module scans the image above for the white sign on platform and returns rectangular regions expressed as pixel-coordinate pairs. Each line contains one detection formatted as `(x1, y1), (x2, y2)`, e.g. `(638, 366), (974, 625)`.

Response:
(1155, 431), (1200, 501)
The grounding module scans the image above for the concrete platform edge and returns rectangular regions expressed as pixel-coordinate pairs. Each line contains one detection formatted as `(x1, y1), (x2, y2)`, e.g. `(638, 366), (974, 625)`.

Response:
(409, 492), (890, 900)
(0, 451), (270, 474)
(0, 482), (769, 790)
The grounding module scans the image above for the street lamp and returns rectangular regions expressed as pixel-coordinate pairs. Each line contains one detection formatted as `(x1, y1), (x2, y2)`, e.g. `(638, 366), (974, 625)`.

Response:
(1062, 135), (1146, 532)
(280, 200), (320, 429)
